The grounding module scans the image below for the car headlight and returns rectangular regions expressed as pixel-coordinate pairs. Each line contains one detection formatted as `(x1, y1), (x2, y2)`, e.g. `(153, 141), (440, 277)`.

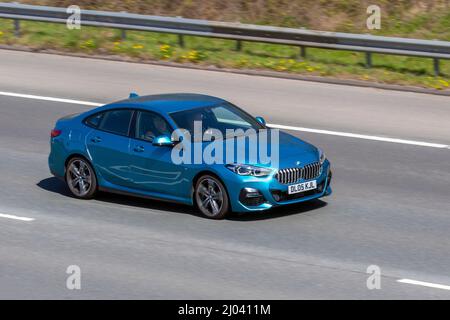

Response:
(318, 149), (326, 165)
(225, 164), (273, 177)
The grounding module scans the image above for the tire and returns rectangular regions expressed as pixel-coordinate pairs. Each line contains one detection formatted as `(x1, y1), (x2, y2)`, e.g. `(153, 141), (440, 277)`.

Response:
(65, 157), (97, 199)
(194, 175), (230, 219)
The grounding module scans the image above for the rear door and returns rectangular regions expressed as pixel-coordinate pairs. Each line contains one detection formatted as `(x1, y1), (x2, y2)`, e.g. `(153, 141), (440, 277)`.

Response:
(85, 109), (134, 188)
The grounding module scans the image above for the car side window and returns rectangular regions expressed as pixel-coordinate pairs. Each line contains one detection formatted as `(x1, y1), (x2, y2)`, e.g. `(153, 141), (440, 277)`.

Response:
(85, 112), (104, 128)
(98, 109), (133, 136)
(135, 111), (172, 142)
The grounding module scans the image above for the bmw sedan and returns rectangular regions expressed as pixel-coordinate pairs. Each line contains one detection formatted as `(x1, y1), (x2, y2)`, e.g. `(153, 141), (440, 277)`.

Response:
(49, 93), (332, 219)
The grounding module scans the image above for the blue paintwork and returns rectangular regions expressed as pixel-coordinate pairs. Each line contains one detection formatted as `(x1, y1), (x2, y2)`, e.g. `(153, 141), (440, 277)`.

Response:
(49, 93), (332, 213)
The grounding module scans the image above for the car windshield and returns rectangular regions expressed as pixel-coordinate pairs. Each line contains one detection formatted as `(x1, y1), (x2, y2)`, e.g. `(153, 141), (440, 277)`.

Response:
(170, 103), (264, 140)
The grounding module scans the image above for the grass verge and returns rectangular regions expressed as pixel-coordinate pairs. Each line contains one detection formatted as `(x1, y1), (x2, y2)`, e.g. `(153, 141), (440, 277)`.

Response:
(0, 19), (449, 91)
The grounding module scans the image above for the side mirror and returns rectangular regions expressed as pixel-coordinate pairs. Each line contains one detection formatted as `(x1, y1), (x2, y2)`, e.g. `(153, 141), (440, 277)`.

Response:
(255, 116), (266, 126)
(152, 135), (174, 147)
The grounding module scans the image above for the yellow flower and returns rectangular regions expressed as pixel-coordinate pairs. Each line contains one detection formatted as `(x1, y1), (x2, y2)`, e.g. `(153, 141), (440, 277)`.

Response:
(80, 39), (95, 49)
(306, 66), (315, 72)
(160, 44), (171, 51)
(186, 50), (200, 62)
(159, 44), (173, 59)
(438, 79), (449, 87)
(0, 31), (3, 37)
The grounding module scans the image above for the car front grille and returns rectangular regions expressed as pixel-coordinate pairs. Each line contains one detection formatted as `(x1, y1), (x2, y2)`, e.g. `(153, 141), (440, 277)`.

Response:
(275, 162), (321, 184)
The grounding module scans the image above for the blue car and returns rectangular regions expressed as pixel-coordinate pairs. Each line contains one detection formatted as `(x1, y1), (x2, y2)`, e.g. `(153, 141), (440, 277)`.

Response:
(49, 93), (332, 219)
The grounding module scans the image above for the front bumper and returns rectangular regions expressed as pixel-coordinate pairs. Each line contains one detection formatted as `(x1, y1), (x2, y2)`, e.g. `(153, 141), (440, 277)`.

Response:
(223, 160), (332, 212)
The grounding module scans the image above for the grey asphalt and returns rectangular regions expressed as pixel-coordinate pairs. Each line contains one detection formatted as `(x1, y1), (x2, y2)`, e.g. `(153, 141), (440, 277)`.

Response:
(0, 49), (450, 299)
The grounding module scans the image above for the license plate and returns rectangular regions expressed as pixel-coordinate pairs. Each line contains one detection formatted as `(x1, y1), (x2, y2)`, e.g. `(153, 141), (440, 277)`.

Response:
(288, 180), (317, 194)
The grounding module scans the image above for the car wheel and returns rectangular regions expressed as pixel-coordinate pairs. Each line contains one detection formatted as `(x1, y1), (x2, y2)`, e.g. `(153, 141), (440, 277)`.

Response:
(65, 157), (97, 199)
(195, 175), (230, 219)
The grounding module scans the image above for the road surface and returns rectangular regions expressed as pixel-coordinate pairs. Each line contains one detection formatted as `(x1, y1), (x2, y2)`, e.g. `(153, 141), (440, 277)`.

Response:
(0, 49), (449, 299)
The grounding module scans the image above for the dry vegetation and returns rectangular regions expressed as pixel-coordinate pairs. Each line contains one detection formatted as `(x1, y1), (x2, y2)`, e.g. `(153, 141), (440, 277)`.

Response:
(20, 0), (450, 38)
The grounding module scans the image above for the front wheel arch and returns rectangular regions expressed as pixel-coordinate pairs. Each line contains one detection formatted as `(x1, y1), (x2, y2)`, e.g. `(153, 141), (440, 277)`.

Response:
(191, 170), (229, 202)
(192, 171), (231, 219)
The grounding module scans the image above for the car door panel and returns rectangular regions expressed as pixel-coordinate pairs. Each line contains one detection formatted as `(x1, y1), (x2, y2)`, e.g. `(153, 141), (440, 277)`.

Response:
(86, 129), (132, 187)
(127, 110), (190, 197)
(84, 109), (134, 188)
(129, 140), (189, 195)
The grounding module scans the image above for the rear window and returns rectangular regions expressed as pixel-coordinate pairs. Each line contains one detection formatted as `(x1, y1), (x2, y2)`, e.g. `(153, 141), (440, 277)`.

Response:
(98, 110), (133, 136)
(85, 113), (103, 128)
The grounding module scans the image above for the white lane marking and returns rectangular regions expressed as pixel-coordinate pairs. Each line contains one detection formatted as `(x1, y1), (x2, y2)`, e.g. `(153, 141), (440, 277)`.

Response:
(268, 124), (449, 149)
(397, 279), (450, 291)
(0, 213), (35, 222)
(0, 90), (448, 149)
(0, 91), (102, 107)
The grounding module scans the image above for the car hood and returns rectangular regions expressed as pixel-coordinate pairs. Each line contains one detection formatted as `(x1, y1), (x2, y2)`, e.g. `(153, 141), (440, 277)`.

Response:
(258, 130), (319, 169)
(195, 129), (319, 169)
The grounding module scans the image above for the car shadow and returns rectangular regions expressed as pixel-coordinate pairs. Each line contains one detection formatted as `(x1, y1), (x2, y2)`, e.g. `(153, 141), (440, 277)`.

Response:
(37, 176), (73, 197)
(37, 177), (328, 221)
(228, 199), (328, 221)
(36, 177), (199, 216)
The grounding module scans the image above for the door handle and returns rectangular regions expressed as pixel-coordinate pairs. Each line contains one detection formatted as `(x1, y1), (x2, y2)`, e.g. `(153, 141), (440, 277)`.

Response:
(133, 145), (145, 152)
(90, 136), (102, 143)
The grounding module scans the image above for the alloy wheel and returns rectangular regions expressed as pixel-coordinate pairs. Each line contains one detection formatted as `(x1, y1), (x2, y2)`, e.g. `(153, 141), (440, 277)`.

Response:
(66, 159), (94, 197)
(195, 176), (228, 218)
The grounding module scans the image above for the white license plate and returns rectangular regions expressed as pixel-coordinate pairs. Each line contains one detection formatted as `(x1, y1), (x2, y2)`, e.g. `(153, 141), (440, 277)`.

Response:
(288, 180), (317, 194)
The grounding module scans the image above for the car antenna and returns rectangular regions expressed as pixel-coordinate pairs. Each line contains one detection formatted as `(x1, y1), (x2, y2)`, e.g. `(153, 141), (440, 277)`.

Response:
(129, 92), (139, 99)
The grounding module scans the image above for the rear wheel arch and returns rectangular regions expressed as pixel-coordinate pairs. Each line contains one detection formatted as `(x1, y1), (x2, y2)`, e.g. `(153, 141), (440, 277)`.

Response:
(65, 153), (92, 172)
(64, 153), (99, 185)
(65, 155), (98, 199)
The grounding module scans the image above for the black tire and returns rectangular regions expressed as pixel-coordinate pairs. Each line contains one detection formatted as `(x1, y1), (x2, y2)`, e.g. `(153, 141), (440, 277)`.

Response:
(65, 157), (97, 199)
(194, 175), (230, 219)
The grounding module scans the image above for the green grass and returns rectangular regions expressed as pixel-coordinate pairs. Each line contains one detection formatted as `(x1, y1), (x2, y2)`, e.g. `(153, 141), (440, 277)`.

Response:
(0, 19), (449, 90)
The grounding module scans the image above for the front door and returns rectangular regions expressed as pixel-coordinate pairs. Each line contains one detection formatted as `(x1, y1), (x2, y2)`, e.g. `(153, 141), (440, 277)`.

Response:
(128, 110), (188, 198)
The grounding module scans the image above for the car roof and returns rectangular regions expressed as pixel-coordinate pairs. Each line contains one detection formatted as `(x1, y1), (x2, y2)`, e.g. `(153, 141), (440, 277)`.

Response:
(105, 93), (226, 115)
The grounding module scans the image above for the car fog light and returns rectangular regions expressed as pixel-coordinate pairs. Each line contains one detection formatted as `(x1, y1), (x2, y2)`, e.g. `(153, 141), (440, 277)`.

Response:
(317, 183), (324, 192)
(243, 187), (260, 197)
(239, 188), (265, 206)
(272, 192), (281, 202)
